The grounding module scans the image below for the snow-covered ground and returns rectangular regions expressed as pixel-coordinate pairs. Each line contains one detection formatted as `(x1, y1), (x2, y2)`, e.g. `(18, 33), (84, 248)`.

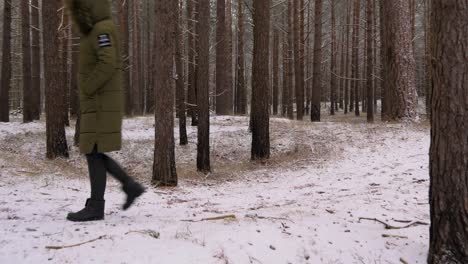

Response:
(0, 114), (430, 264)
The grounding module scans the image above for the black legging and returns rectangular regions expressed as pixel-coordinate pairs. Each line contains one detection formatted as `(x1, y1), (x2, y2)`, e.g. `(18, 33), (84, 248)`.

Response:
(86, 145), (132, 200)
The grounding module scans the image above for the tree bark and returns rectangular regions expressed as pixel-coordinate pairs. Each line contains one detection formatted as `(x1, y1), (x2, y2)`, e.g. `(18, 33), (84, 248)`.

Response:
(132, 1), (142, 115)
(31, 0), (41, 120)
(0, 0), (12, 122)
(352, 0), (361, 116)
(235, 0), (246, 115)
(187, 0), (198, 126)
(196, 0), (211, 173)
(344, 1), (351, 115)
(311, 0), (323, 122)
(428, 0), (468, 262)
(293, 0), (304, 120)
(251, 0), (270, 160)
(175, 0), (188, 146)
(366, 0), (374, 122)
(287, 0), (294, 120)
(22, 0), (33, 123)
(215, 0), (228, 115)
(43, 0), (69, 159)
(272, 30), (279, 116)
(381, 0), (418, 120)
(153, 0), (178, 186)
(330, 0), (337, 116)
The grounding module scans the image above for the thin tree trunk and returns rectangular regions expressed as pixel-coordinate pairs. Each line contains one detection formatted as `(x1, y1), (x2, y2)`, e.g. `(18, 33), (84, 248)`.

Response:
(330, 0), (336, 116)
(196, 0), (211, 173)
(175, 0), (188, 145)
(272, 30), (279, 116)
(287, 0), (294, 120)
(428, 0), (468, 262)
(352, 0), (361, 116)
(282, 28), (288, 117)
(31, 0), (41, 120)
(22, 0), (33, 122)
(43, 0), (69, 159)
(153, 0), (178, 187)
(366, 0), (374, 122)
(132, 0), (142, 115)
(0, 0), (12, 122)
(310, 0), (323, 122)
(187, 0), (198, 126)
(225, 0), (233, 114)
(344, 1), (351, 115)
(215, 0), (227, 115)
(235, 0), (246, 115)
(293, 0), (304, 120)
(251, 0), (270, 160)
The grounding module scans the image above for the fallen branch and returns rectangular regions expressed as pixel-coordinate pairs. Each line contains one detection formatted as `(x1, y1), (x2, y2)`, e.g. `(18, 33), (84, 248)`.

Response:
(245, 214), (293, 223)
(400, 257), (409, 264)
(359, 217), (429, 230)
(125, 229), (160, 239)
(382, 234), (408, 239)
(46, 235), (108, 250)
(181, 214), (237, 222)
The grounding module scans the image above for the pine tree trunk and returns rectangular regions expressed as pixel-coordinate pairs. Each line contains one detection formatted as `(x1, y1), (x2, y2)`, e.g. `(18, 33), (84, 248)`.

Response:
(272, 30), (279, 116)
(132, 1), (142, 115)
(344, 1), (351, 115)
(31, 0), (41, 120)
(153, 0), (178, 187)
(287, 1), (294, 120)
(311, 0), (323, 122)
(330, 0), (337, 116)
(428, 0), (468, 262)
(216, 0), (228, 115)
(251, 0), (270, 160)
(175, 0), (188, 146)
(352, 0), (361, 116)
(338, 13), (346, 111)
(187, 0), (198, 126)
(0, 0), (12, 122)
(282, 29), (288, 117)
(293, 0), (304, 120)
(196, 0), (211, 173)
(382, 0), (418, 120)
(43, 0), (69, 159)
(366, 0), (374, 122)
(22, 0), (33, 123)
(235, 0), (246, 115)
(225, 0), (233, 114)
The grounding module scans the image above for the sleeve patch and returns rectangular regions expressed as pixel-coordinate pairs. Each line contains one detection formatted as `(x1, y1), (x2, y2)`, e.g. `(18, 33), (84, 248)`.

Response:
(98, 34), (112, 48)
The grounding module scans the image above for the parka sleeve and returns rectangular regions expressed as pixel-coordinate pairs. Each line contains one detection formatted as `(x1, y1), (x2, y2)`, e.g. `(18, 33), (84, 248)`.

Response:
(82, 29), (118, 96)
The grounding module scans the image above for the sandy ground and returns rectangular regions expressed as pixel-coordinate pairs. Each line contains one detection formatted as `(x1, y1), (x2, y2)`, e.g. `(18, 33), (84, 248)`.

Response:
(0, 113), (430, 264)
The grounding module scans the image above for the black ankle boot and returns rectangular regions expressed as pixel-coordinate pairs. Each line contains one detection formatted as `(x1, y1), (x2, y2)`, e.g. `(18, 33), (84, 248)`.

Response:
(122, 181), (145, 210)
(67, 199), (105, 222)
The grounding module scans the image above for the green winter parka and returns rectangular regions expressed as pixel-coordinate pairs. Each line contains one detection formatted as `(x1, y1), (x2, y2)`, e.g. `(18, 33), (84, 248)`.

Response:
(68, 0), (123, 154)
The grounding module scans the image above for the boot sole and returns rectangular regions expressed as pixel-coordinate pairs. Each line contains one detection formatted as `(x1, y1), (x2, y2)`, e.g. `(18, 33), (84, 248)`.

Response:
(67, 215), (105, 222)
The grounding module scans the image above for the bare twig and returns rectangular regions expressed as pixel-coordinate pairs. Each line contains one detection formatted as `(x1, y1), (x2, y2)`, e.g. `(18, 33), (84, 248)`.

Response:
(125, 230), (160, 239)
(46, 235), (108, 250)
(181, 214), (237, 222)
(359, 217), (429, 230)
(382, 234), (408, 239)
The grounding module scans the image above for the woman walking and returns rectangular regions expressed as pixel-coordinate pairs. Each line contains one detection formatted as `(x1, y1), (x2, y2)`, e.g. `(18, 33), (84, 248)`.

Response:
(66, 0), (145, 222)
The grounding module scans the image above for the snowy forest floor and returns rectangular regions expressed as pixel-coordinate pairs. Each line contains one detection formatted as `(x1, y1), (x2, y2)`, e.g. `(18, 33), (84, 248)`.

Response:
(0, 112), (430, 264)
